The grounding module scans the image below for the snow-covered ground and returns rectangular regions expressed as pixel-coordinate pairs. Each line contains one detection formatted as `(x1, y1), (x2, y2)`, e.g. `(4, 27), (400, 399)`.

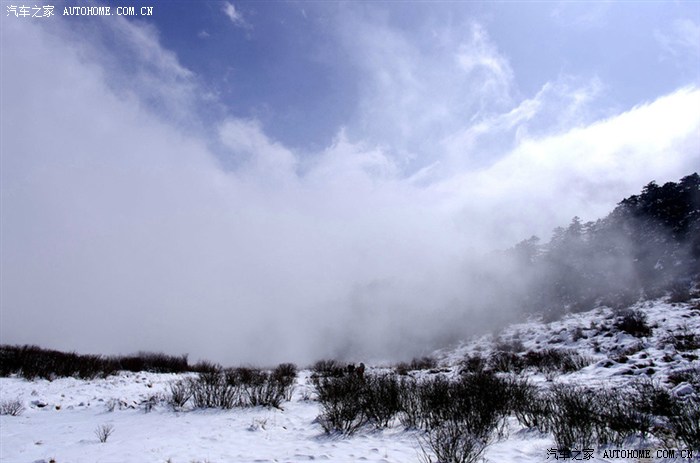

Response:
(1, 298), (698, 463)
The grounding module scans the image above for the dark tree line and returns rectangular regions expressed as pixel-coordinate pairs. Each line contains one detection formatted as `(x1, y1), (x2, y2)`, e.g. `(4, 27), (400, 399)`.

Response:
(504, 173), (700, 319)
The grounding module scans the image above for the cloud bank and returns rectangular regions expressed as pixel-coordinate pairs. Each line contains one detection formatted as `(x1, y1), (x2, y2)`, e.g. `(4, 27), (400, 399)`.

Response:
(1, 13), (699, 366)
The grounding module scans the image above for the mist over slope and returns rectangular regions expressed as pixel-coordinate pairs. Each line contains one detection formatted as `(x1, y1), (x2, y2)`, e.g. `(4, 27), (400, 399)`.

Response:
(4, 171), (699, 366)
(476, 173), (700, 326)
(1, 295), (698, 462)
(2, 15), (699, 366)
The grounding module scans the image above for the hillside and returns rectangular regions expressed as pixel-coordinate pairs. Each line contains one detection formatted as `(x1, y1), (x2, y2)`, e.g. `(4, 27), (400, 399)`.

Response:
(1, 296), (698, 462)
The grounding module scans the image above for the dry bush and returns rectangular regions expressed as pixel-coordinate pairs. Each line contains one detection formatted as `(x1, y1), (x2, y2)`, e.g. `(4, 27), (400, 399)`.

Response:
(614, 309), (652, 337)
(95, 424), (114, 443)
(418, 419), (492, 463)
(524, 349), (592, 373)
(168, 379), (193, 409)
(0, 399), (24, 416)
(667, 396), (700, 449)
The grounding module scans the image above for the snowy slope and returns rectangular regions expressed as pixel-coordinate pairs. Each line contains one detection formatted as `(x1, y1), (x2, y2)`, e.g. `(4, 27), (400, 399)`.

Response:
(435, 298), (700, 390)
(1, 298), (698, 463)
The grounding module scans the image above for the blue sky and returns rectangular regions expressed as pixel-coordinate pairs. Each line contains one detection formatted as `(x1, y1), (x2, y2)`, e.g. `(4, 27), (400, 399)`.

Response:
(141, 1), (700, 153)
(2, 1), (700, 364)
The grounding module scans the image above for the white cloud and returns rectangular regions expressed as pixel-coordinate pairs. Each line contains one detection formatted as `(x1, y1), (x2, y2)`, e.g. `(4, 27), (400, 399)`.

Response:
(1, 18), (467, 364)
(454, 23), (514, 101)
(656, 18), (700, 63)
(550, 1), (612, 29)
(222, 2), (249, 29)
(2, 14), (699, 366)
(219, 118), (298, 183)
(439, 75), (604, 160)
(439, 86), (700, 243)
(333, 11), (516, 170)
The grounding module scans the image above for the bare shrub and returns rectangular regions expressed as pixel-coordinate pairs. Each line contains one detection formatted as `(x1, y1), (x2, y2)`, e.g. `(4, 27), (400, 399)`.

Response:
(668, 366), (700, 389)
(668, 283), (692, 303)
(595, 385), (655, 445)
(545, 384), (599, 450)
(311, 359), (347, 378)
(168, 379), (193, 409)
(362, 374), (401, 428)
(459, 354), (487, 374)
(544, 384), (650, 449)
(494, 338), (525, 354)
(524, 349), (592, 373)
(418, 419), (492, 463)
(396, 356), (438, 375)
(488, 351), (525, 373)
(95, 424), (114, 443)
(510, 380), (550, 432)
(0, 344), (194, 380)
(416, 375), (452, 430)
(187, 365), (295, 410)
(450, 371), (512, 431)
(0, 344), (106, 380)
(397, 377), (422, 429)
(614, 309), (652, 337)
(272, 363), (297, 401)
(415, 371), (511, 463)
(667, 396), (700, 449)
(115, 351), (189, 373)
(143, 393), (162, 413)
(0, 399), (24, 416)
(190, 368), (236, 409)
(312, 373), (367, 435)
(234, 367), (291, 408)
(413, 371), (511, 435)
(630, 379), (676, 418)
(662, 325), (700, 351)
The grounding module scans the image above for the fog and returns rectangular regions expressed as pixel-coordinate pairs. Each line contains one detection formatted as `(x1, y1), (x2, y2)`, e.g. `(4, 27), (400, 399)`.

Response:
(1, 17), (699, 366)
